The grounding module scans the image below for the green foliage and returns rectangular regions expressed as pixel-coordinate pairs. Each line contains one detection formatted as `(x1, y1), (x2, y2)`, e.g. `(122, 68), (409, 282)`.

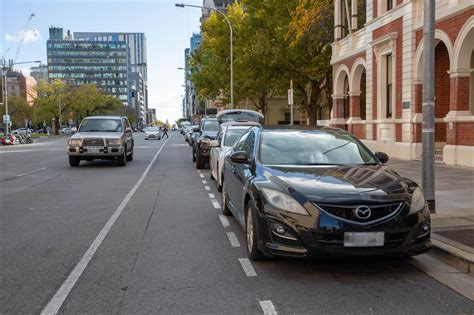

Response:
(0, 96), (32, 129)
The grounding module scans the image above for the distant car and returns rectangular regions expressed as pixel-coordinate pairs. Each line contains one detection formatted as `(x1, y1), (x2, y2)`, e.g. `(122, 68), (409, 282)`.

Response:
(184, 125), (198, 145)
(192, 118), (219, 169)
(221, 126), (432, 261)
(209, 121), (260, 191)
(60, 127), (72, 135)
(144, 127), (161, 140)
(11, 128), (32, 135)
(66, 115), (134, 167)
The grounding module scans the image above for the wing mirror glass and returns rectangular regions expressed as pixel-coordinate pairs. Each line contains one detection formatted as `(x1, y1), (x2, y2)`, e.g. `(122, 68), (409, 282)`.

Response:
(375, 151), (389, 163)
(229, 151), (249, 164)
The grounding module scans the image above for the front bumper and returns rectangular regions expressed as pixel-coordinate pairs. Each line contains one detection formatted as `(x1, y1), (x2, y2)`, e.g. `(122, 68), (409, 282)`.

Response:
(254, 203), (432, 258)
(67, 146), (124, 157)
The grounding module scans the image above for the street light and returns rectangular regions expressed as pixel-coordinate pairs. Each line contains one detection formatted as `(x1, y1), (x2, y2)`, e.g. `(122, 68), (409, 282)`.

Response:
(1, 59), (41, 136)
(175, 2), (234, 108)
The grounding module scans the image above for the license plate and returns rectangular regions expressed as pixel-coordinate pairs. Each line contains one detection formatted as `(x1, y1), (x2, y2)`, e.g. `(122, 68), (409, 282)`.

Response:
(344, 232), (384, 247)
(85, 146), (102, 153)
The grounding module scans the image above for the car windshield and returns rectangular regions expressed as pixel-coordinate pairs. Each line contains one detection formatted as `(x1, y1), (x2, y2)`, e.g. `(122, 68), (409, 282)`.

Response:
(260, 131), (377, 165)
(202, 120), (219, 132)
(224, 128), (249, 146)
(79, 119), (122, 132)
(147, 127), (159, 132)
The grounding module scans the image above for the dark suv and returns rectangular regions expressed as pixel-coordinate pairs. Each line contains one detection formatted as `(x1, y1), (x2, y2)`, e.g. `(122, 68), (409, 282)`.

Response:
(192, 117), (219, 169)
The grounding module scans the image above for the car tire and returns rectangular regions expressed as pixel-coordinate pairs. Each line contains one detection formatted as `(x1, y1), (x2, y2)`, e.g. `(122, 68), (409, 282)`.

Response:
(196, 156), (205, 169)
(217, 176), (222, 192)
(69, 156), (80, 167)
(126, 147), (134, 161)
(117, 148), (127, 166)
(246, 201), (266, 261)
(221, 179), (232, 216)
(192, 149), (196, 162)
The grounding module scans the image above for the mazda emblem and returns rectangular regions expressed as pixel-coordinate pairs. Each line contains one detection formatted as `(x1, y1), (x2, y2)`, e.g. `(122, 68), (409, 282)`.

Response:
(354, 206), (371, 220)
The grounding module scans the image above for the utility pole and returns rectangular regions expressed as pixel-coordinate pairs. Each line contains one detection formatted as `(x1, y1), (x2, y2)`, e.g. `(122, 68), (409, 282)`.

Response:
(288, 80), (294, 125)
(422, 0), (436, 213)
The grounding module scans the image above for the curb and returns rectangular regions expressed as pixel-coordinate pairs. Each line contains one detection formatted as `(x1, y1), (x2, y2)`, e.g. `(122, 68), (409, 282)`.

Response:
(431, 233), (474, 274)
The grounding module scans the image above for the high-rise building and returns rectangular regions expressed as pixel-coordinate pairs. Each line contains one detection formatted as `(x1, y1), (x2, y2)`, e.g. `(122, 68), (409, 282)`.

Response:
(47, 27), (131, 106)
(200, 0), (235, 22)
(30, 64), (48, 83)
(184, 33), (202, 120)
(130, 72), (146, 128)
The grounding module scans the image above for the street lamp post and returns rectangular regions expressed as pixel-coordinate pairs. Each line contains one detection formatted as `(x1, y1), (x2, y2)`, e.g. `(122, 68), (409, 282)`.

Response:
(175, 3), (234, 109)
(1, 59), (41, 136)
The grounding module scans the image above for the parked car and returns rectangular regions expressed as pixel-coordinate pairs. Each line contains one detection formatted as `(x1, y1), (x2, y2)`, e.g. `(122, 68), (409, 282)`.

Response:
(11, 128), (32, 135)
(144, 126), (161, 140)
(209, 121), (261, 191)
(184, 125), (198, 145)
(66, 115), (134, 167)
(221, 126), (432, 261)
(192, 117), (219, 169)
(217, 109), (264, 125)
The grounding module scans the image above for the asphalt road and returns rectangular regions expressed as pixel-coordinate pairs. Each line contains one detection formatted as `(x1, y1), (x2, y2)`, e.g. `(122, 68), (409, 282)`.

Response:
(1, 132), (473, 314)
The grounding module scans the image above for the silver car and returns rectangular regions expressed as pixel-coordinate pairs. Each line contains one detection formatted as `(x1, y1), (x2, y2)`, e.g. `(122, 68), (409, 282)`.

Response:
(144, 127), (161, 140)
(66, 115), (134, 167)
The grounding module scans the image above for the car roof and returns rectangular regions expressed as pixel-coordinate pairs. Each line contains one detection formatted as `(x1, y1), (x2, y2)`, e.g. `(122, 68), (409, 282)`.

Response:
(221, 121), (261, 128)
(84, 115), (124, 120)
(258, 125), (348, 134)
(216, 109), (264, 119)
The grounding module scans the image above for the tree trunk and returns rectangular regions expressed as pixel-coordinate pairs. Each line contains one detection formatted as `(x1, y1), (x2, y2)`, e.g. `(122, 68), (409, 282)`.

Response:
(54, 117), (60, 135)
(308, 80), (323, 125)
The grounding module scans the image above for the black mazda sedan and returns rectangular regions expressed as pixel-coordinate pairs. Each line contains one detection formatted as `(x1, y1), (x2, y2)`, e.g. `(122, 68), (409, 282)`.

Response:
(221, 126), (432, 261)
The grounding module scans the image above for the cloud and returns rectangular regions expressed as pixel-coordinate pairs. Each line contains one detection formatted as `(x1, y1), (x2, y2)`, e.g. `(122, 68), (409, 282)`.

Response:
(5, 29), (40, 43)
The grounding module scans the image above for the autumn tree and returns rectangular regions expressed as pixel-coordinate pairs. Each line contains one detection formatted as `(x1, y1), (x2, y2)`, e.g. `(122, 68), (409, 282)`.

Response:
(0, 96), (32, 129)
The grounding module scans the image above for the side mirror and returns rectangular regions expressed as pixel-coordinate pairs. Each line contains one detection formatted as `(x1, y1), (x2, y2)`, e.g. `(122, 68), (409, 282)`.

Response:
(209, 140), (219, 147)
(71, 127), (77, 134)
(125, 127), (132, 133)
(375, 151), (389, 163)
(229, 151), (249, 164)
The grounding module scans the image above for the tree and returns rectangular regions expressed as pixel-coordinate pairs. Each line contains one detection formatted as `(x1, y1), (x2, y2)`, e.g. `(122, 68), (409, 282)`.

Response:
(34, 79), (67, 134)
(0, 96), (32, 129)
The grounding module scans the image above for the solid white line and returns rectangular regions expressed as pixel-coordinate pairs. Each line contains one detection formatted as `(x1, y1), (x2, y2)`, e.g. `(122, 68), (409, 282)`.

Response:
(208, 193), (215, 199)
(211, 199), (221, 209)
(0, 149), (37, 154)
(218, 215), (230, 228)
(41, 138), (170, 315)
(204, 186), (211, 191)
(226, 232), (240, 247)
(238, 258), (257, 277)
(202, 180), (207, 184)
(259, 300), (277, 315)
(199, 174), (205, 178)
(16, 167), (47, 177)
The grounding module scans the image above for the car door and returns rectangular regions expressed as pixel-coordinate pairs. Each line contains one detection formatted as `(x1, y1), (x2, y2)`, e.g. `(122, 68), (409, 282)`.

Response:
(225, 131), (250, 216)
(233, 131), (256, 214)
(211, 129), (223, 179)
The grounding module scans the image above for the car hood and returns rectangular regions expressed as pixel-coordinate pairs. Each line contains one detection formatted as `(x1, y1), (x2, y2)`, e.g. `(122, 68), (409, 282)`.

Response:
(70, 132), (123, 139)
(200, 131), (218, 139)
(261, 164), (409, 203)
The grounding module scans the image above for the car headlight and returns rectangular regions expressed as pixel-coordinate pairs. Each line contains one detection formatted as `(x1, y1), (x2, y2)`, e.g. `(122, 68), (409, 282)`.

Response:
(409, 187), (426, 214)
(261, 188), (309, 216)
(106, 139), (122, 146)
(68, 139), (81, 146)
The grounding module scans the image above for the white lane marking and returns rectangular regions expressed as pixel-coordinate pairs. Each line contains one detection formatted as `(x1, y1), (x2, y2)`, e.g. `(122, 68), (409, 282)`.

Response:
(211, 199), (221, 209)
(259, 300), (277, 315)
(238, 258), (257, 277)
(219, 215), (230, 228)
(202, 180), (207, 184)
(226, 232), (240, 247)
(0, 149), (38, 154)
(134, 146), (156, 149)
(204, 186), (211, 191)
(197, 170), (201, 173)
(199, 174), (205, 178)
(208, 193), (215, 199)
(41, 138), (170, 315)
(16, 167), (47, 177)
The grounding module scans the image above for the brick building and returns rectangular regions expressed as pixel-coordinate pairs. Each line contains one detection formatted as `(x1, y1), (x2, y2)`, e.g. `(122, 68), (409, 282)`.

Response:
(331, 0), (473, 167)
(0, 70), (37, 105)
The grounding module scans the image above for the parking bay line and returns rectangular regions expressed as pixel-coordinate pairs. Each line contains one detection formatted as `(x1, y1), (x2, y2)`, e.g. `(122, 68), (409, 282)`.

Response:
(219, 215), (230, 228)
(41, 138), (170, 315)
(16, 167), (47, 178)
(208, 193), (215, 199)
(259, 300), (277, 315)
(199, 174), (205, 178)
(238, 258), (257, 277)
(211, 199), (221, 209)
(204, 186), (211, 191)
(226, 232), (240, 247)
(202, 180), (207, 184)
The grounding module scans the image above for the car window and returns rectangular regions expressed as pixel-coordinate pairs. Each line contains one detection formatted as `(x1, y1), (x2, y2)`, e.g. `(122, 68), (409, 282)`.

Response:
(242, 131), (255, 158)
(234, 131), (250, 151)
(260, 131), (376, 165)
(79, 119), (123, 132)
(201, 120), (219, 132)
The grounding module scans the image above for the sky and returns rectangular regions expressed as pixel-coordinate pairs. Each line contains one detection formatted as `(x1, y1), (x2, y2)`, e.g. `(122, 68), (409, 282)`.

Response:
(1, 0), (203, 123)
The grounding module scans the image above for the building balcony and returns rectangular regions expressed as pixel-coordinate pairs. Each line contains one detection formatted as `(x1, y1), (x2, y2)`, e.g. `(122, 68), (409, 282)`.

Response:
(331, 27), (367, 65)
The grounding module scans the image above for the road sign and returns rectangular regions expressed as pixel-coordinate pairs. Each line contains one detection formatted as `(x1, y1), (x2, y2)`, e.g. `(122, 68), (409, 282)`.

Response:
(288, 88), (293, 105)
(3, 115), (10, 123)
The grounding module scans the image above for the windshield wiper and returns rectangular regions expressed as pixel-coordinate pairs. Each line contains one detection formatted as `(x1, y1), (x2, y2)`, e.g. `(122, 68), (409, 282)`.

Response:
(322, 141), (351, 155)
(81, 129), (102, 132)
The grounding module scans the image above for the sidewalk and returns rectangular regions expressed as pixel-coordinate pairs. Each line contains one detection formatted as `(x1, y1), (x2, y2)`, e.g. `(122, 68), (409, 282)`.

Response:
(388, 159), (474, 273)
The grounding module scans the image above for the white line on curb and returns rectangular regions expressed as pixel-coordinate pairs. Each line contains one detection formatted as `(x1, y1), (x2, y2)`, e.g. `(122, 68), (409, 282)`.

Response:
(238, 258), (257, 277)
(211, 199), (221, 209)
(259, 300), (277, 315)
(41, 138), (171, 315)
(208, 193), (215, 199)
(219, 215), (230, 228)
(204, 186), (210, 191)
(16, 167), (47, 177)
(226, 232), (240, 247)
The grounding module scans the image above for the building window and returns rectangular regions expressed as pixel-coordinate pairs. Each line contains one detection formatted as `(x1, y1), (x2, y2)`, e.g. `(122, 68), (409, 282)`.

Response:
(386, 53), (393, 118)
(387, 0), (393, 11)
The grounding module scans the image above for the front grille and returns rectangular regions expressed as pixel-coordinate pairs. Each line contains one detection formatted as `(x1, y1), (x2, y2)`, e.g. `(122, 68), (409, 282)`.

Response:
(316, 202), (403, 225)
(313, 231), (409, 254)
(82, 138), (105, 146)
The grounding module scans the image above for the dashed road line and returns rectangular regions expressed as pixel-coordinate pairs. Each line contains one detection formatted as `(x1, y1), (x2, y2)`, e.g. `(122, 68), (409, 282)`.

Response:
(202, 180), (207, 184)
(211, 199), (221, 209)
(238, 258), (257, 277)
(199, 174), (205, 178)
(208, 193), (215, 199)
(226, 232), (240, 247)
(16, 167), (47, 177)
(204, 186), (211, 191)
(259, 300), (277, 315)
(219, 215), (230, 228)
